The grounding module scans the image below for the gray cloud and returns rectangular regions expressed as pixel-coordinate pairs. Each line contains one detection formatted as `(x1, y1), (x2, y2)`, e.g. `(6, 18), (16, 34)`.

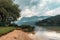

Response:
(14, 0), (40, 9)
(14, 0), (60, 17)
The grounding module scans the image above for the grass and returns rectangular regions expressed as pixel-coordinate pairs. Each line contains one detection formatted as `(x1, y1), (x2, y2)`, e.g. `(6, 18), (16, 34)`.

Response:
(44, 26), (60, 32)
(0, 27), (16, 36)
(0, 25), (34, 36)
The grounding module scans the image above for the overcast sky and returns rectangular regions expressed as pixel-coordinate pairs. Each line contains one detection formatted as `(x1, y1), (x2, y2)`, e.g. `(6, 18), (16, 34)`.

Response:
(14, 0), (60, 18)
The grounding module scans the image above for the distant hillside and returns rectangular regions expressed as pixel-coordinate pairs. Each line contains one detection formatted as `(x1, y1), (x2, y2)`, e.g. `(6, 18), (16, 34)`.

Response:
(16, 16), (49, 26)
(36, 15), (60, 26)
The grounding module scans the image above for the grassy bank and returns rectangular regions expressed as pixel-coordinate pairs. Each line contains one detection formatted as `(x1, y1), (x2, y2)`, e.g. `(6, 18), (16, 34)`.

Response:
(0, 25), (35, 36)
(0, 27), (16, 36)
(44, 26), (60, 32)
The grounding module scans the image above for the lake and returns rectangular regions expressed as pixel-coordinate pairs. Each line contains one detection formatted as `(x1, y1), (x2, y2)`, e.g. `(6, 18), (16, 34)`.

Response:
(28, 26), (60, 40)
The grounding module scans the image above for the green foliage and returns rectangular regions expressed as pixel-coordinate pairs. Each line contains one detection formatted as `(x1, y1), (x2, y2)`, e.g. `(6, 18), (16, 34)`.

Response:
(20, 25), (35, 32)
(0, 0), (21, 26)
(9, 23), (18, 27)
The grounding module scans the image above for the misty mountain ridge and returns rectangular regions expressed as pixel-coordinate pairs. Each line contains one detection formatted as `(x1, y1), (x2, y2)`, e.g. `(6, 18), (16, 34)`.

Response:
(36, 15), (60, 26)
(16, 16), (50, 26)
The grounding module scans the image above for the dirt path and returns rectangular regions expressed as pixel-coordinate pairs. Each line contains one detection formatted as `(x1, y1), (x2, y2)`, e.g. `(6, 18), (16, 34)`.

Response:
(0, 30), (32, 40)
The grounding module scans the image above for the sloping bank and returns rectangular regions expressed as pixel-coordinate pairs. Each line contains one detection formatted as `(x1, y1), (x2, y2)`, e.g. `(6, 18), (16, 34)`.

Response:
(0, 30), (32, 40)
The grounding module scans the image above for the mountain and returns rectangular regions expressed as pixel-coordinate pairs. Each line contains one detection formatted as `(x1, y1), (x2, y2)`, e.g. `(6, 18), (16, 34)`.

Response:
(16, 16), (49, 26)
(36, 15), (60, 26)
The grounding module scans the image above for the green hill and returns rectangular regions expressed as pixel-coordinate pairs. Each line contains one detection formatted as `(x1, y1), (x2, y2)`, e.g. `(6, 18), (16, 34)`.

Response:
(36, 15), (60, 26)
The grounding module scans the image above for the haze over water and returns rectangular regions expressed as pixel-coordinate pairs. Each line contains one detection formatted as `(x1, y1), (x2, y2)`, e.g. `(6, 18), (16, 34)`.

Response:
(28, 26), (60, 40)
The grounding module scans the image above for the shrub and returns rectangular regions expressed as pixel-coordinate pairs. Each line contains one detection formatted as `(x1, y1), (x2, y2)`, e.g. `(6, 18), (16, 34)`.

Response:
(20, 25), (35, 32)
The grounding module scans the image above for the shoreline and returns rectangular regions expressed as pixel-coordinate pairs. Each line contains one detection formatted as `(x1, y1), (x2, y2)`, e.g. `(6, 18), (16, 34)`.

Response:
(0, 30), (33, 40)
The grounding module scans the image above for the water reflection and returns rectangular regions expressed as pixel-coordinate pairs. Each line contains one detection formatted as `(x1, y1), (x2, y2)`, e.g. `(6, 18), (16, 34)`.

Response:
(28, 27), (60, 40)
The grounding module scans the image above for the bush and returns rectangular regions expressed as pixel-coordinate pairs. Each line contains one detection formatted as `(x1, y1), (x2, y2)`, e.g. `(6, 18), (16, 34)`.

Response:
(9, 23), (18, 27)
(20, 25), (35, 32)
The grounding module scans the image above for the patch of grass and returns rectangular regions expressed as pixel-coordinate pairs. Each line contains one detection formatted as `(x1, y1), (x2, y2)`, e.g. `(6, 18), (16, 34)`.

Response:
(0, 27), (16, 36)
(45, 26), (60, 32)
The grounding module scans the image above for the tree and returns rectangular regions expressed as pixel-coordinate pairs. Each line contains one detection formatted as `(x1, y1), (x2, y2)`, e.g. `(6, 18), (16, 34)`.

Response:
(0, 0), (21, 26)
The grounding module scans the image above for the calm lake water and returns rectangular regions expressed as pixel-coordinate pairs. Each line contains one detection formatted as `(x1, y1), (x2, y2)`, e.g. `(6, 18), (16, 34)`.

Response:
(28, 26), (60, 40)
